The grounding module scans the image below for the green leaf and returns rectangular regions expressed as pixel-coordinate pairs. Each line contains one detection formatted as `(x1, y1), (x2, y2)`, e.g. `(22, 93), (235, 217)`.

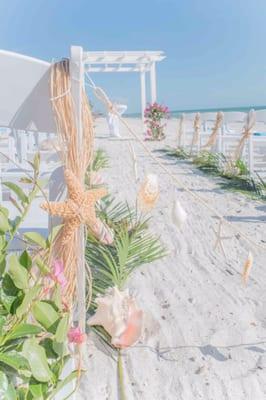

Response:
(8, 254), (29, 289)
(3, 182), (28, 204)
(8, 323), (42, 341)
(16, 285), (41, 318)
(23, 232), (47, 249)
(0, 351), (30, 372)
(32, 301), (59, 330)
(55, 314), (69, 343)
(29, 379), (43, 399)
(49, 370), (78, 398)
(35, 257), (50, 276)
(19, 250), (32, 270)
(0, 208), (10, 233)
(22, 338), (53, 383)
(0, 316), (6, 336)
(47, 224), (62, 246)
(0, 255), (6, 276)
(0, 372), (16, 400)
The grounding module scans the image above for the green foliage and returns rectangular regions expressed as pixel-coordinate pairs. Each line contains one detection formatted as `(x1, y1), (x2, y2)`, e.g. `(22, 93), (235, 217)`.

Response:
(86, 197), (167, 304)
(92, 148), (109, 172)
(163, 146), (190, 160)
(192, 150), (223, 175)
(0, 154), (76, 398)
(165, 147), (266, 201)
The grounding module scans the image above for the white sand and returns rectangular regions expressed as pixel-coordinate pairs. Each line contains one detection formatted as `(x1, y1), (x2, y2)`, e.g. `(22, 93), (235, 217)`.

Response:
(78, 117), (266, 400)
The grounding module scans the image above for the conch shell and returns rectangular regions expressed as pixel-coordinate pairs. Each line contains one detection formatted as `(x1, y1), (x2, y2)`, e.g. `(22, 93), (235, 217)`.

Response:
(172, 199), (187, 227)
(88, 287), (143, 348)
(137, 173), (159, 212)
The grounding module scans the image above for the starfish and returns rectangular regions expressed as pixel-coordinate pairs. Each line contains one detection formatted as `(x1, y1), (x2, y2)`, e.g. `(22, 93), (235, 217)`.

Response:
(212, 219), (232, 259)
(41, 169), (108, 244)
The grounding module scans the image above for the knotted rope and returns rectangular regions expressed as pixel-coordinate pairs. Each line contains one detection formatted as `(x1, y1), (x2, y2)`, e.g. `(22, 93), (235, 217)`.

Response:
(202, 111), (224, 149)
(190, 112), (201, 154)
(49, 60), (94, 304)
(177, 113), (185, 147)
(232, 109), (256, 161)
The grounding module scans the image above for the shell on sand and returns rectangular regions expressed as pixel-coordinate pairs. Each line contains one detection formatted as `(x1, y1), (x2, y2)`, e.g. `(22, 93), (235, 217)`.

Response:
(172, 199), (187, 227)
(138, 173), (159, 212)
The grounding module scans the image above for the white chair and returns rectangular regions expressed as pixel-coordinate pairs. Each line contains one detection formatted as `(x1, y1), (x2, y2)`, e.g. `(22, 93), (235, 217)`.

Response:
(223, 112), (247, 135)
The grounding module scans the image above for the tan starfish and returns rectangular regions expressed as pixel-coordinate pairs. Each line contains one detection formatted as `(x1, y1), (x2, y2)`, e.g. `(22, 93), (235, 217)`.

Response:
(212, 219), (232, 259)
(41, 169), (107, 243)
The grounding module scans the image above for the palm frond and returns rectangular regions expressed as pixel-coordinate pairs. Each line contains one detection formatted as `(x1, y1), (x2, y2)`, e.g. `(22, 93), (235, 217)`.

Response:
(92, 149), (109, 172)
(86, 199), (167, 308)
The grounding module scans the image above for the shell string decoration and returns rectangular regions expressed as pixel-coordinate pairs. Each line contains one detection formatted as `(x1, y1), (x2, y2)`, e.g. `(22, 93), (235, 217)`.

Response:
(41, 169), (113, 245)
(137, 173), (159, 212)
(172, 199), (187, 228)
(242, 251), (254, 286)
(88, 287), (143, 349)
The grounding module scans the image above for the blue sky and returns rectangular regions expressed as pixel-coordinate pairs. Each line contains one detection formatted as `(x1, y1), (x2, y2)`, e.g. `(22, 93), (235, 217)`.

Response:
(0, 0), (266, 113)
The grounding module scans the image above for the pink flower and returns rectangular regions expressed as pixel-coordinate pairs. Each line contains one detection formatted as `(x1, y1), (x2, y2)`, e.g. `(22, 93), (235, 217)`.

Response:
(68, 326), (86, 344)
(51, 260), (67, 288)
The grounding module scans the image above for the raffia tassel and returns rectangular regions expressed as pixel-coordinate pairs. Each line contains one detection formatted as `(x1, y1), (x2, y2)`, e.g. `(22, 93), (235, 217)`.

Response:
(242, 251), (254, 285)
(137, 173), (159, 212)
(172, 199), (187, 228)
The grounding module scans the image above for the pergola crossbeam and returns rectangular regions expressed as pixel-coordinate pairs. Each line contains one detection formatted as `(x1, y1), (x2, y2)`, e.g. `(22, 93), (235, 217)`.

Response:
(83, 50), (166, 126)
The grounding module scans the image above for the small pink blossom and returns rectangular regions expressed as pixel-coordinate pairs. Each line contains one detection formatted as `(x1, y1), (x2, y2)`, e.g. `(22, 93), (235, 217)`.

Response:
(68, 326), (86, 344)
(51, 260), (67, 288)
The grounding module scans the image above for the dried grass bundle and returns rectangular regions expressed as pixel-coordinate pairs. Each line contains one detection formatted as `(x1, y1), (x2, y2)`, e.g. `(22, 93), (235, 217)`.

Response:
(48, 59), (94, 304)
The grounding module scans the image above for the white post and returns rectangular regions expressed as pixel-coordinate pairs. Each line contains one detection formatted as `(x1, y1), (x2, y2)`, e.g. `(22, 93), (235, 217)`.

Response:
(70, 46), (86, 333)
(150, 62), (157, 103)
(248, 134), (254, 174)
(140, 69), (146, 131)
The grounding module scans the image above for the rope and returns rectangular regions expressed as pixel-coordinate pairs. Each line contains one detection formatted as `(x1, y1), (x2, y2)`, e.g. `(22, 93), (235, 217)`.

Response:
(233, 109), (256, 161)
(84, 74), (266, 252)
(177, 113), (185, 147)
(190, 112), (201, 154)
(202, 111), (224, 149)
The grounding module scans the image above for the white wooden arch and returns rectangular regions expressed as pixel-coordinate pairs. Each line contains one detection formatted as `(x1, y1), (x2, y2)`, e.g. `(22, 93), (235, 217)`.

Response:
(83, 50), (166, 121)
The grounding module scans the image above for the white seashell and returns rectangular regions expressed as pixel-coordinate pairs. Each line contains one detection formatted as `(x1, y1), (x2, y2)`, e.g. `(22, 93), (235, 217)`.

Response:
(172, 200), (187, 227)
(88, 287), (143, 348)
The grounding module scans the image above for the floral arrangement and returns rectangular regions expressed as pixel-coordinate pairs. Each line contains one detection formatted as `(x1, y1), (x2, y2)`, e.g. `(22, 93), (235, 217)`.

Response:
(144, 102), (170, 141)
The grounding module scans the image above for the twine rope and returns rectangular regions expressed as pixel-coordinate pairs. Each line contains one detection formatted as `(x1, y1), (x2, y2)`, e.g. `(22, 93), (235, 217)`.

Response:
(233, 109), (256, 161)
(202, 111), (224, 149)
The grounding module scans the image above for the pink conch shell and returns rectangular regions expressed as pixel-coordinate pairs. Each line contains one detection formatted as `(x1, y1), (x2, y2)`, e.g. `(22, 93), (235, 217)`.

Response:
(88, 287), (143, 348)
(137, 173), (159, 212)
(92, 219), (114, 245)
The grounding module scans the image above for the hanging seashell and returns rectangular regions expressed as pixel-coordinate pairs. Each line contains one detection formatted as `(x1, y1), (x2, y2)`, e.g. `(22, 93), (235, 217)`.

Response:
(137, 173), (159, 212)
(242, 251), (254, 285)
(172, 199), (187, 228)
(88, 287), (143, 348)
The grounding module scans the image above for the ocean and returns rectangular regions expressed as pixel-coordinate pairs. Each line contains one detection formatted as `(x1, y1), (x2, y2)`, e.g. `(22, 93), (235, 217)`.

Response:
(127, 105), (266, 118)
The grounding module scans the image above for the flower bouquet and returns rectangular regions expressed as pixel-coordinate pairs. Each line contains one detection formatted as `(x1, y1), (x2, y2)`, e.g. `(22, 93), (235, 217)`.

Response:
(144, 102), (170, 141)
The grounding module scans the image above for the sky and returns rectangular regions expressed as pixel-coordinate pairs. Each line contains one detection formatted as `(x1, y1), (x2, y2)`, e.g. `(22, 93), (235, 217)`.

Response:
(0, 0), (266, 113)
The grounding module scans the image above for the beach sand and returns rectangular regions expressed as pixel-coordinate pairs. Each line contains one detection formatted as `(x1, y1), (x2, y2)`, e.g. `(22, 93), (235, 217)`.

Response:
(77, 117), (266, 400)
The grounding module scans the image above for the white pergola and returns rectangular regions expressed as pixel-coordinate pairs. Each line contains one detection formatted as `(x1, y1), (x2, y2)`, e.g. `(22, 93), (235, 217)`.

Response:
(82, 51), (166, 120)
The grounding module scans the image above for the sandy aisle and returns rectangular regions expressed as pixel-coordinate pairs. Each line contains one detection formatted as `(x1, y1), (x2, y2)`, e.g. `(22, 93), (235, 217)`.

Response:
(78, 118), (266, 400)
